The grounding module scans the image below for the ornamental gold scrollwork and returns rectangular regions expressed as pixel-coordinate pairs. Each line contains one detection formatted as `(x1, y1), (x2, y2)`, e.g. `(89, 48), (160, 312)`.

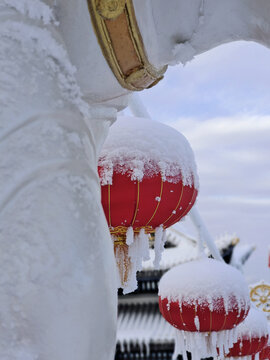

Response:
(96, 0), (127, 20)
(250, 283), (270, 313)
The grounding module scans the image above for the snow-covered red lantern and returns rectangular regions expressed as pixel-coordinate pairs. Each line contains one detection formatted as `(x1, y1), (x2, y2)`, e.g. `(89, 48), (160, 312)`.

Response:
(158, 258), (250, 359)
(224, 308), (269, 360)
(98, 116), (198, 292)
(259, 340), (270, 360)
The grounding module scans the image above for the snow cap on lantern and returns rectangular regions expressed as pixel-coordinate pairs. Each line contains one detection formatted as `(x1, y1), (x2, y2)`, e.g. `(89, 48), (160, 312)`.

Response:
(225, 308), (269, 360)
(158, 258), (250, 359)
(98, 116), (198, 293)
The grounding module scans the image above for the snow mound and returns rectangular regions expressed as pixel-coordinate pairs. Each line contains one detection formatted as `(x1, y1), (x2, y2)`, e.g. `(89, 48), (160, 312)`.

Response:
(159, 258), (250, 312)
(99, 116), (199, 188)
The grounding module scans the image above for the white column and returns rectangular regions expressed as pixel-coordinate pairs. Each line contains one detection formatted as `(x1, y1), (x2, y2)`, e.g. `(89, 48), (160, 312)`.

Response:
(0, 4), (117, 360)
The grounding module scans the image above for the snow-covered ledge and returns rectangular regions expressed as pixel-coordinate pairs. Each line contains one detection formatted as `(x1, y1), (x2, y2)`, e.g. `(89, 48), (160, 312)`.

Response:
(134, 0), (270, 67)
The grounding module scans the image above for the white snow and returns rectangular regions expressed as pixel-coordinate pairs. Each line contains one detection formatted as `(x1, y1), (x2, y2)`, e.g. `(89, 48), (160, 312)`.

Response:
(98, 116), (199, 188)
(0, 19), (92, 119)
(159, 258), (250, 312)
(153, 227), (166, 269)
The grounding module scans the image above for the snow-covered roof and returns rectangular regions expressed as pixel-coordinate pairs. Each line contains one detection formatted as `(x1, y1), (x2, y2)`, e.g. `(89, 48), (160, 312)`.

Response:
(117, 303), (175, 350)
(143, 231), (197, 272)
(142, 227), (238, 272)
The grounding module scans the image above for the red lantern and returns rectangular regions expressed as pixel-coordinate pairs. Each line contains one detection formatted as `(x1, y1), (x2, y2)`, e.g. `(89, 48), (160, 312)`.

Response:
(259, 342), (270, 360)
(98, 116), (198, 292)
(99, 171), (197, 236)
(98, 165), (197, 291)
(158, 258), (250, 359)
(225, 308), (269, 360)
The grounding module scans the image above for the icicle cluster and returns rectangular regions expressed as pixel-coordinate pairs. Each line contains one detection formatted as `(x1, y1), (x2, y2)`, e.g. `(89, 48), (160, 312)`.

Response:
(173, 327), (239, 360)
(115, 226), (166, 294)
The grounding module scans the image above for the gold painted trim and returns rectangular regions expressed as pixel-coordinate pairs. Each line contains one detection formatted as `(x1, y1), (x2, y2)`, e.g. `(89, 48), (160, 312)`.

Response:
(87, 0), (167, 91)
(131, 181), (140, 226)
(250, 283), (270, 313)
(163, 182), (184, 227)
(145, 178), (164, 226)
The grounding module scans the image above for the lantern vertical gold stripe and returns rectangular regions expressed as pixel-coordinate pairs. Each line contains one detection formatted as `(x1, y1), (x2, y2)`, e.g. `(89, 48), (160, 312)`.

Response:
(174, 187), (197, 224)
(178, 304), (186, 330)
(163, 182), (184, 227)
(166, 302), (175, 327)
(131, 180), (140, 227)
(145, 177), (164, 226)
(220, 312), (227, 331)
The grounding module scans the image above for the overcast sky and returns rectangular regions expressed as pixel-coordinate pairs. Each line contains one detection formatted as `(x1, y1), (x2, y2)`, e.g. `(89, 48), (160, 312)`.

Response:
(139, 40), (270, 283)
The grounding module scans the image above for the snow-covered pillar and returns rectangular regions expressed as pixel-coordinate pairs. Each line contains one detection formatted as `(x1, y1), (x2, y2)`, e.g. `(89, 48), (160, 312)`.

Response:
(128, 94), (151, 119)
(189, 207), (223, 262)
(0, 3), (117, 360)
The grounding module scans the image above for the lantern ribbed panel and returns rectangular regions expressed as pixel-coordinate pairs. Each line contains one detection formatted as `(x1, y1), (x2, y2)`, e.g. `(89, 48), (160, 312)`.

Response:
(259, 343), (270, 360)
(159, 296), (248, 332)
(99, 170), (197, 234)
(225, 335), (268, 358)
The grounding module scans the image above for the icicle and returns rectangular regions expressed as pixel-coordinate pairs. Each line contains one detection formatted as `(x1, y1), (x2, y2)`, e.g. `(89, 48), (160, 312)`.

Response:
(189, 207), (223, 262)
(153, 226), (165, 268)
(121, 228), (151, 294)
(114, 237), (130, 289)
(126, 226), (134, 246)
(138, 228), (150, 261)
(173, 329), (187, 360)
(173, 327), (239, 360)
(194, 316), (200, 331)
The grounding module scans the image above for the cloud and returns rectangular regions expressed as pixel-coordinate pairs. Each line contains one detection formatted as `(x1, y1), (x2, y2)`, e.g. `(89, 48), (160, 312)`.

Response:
(139, 40), (270, 282)
(141, 41), (270, 121)
(169, 114), (270, 283)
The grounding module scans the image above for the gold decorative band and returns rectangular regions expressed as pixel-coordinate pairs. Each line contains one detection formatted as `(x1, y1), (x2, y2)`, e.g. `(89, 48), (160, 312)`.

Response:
(110, 225), (155, 237)
(87, 0), (167, 91)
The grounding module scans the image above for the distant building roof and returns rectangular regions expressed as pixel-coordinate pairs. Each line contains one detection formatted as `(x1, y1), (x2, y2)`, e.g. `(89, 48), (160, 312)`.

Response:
(117, 302), (175, 353)
(142, 228), (238, 272)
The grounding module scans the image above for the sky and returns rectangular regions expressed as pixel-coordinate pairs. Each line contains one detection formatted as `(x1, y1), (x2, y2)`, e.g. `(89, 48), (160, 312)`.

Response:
(139, 40), (270, 284)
